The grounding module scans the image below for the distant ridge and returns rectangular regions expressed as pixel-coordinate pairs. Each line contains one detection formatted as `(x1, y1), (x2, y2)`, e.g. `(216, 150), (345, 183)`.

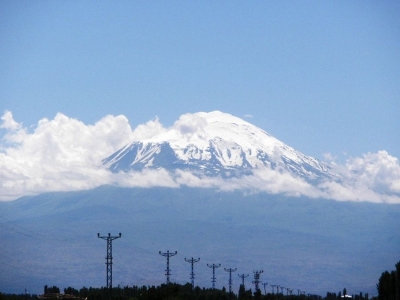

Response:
(1, 186), (399, 295)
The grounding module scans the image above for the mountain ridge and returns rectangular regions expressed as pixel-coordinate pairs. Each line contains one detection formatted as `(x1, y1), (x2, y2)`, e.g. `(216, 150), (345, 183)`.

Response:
(103, 111), (337, 182)
(1, 186), (399, 295)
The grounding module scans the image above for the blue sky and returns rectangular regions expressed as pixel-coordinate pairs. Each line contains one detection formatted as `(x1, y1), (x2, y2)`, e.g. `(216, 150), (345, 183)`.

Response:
(0, 1), (400, 201)
(1, 1), (399, 160)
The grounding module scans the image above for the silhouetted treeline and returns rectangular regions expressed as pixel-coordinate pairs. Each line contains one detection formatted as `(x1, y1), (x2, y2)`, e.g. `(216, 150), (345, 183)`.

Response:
(2, 260), (400, 300)
(69, 283), (326, 300)
(0, 293), (37, 300)
(0, 283), (380, 300)
(377, 261), (400, 300)
(325, 291), (369, 300)
(0, 284), (324, 300)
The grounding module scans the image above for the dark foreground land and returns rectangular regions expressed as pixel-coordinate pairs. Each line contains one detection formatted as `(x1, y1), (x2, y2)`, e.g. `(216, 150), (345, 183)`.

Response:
(0, 283), (378, 300)
(2, 260), (399, 300)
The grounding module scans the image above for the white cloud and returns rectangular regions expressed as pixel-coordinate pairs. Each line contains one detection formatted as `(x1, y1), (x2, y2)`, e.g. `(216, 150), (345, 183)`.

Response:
(317, 180), (400, 204)
(0, 111), (22, 131)
(131, 117), (166, 141)
(0, 112), (135, 200)
(112, 168), (179, 188)
(322, 152), (336, 162)
(1, 111), (400, 203)
(173, 113), (208, 135)
(324, 151), (400, 202)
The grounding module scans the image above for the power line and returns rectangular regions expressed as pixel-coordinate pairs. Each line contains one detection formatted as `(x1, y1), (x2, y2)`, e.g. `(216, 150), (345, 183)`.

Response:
(238, 273), (249, 290)
(263, 282), (269, 295)
(224, 267), (237, 295)
(184, 257), (200, 289)
(252, 270), (263, 293)
(207, 263), (221, 289)
(159, 250), (177, 284)
(97, 232), (121, 298)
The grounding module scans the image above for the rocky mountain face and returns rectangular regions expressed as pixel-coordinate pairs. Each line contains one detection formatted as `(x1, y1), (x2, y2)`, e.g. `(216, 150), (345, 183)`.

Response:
(103, 111), (337, 182)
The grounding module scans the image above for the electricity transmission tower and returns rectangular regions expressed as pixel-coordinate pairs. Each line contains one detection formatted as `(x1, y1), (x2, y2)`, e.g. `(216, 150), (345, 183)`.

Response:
(263, 282), (269, 295)
(159, 250), (177, 284)
(207, 263), (221, 289)
(271, 284), (277, 294)
(224, 268), (237, 295)
(97, 232), (121, 297)
(238, 273), (249, 289)
(252, 270), (263, 293)
(185, 257), (200, 289)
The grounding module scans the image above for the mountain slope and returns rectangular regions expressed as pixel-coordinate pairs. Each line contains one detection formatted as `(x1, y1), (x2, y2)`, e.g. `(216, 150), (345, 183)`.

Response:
(103, 111), (336, 182)
(1, 187), (399, 295)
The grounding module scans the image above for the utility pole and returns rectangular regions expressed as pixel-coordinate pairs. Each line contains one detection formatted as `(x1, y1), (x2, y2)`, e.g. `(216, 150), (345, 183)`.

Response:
(238, 273), (249, 289)
(263, 282), (269, 295)
(97, 232), (121, 298)
(185, 257), (200, 289)
(159, 250), (177, 284)
(207, 263), (221, 289)
(252, 270), (263, 293)
(271, 284), (276, 294)
(224, 267), (237, 295)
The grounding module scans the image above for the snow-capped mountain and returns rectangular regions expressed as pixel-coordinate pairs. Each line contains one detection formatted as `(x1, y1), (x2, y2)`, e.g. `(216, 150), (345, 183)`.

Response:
(103, 111), (336, 182)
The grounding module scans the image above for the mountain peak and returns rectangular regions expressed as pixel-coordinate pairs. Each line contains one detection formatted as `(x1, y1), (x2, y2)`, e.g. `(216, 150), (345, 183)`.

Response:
(139, 111), (277, 151)
(103, 111), (335, 181)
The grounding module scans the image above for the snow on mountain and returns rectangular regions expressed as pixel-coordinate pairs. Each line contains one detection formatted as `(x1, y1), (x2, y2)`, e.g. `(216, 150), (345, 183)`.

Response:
(103, 111), (337, 182)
